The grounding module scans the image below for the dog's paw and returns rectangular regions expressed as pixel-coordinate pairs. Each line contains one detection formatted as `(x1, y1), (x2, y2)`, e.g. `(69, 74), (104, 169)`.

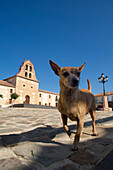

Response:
(92, 133), (99, 136)
(69, 133), (75, 139)
(71, 146), (78, 152)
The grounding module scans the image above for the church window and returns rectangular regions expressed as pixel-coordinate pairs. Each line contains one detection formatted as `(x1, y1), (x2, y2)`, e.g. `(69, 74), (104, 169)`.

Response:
(29, 73), (32, 78)
(25, 72), (27, 77)
(10, 89), (13, 93)
(23, 85), (25, 87)
(25, 65), (28, 70)
(39, 94), (41, 97)
(30, 66), (32, 71)
(49, 95), (51, 98)
(55, 96), (58, 101)
(9, 99), (12, 104)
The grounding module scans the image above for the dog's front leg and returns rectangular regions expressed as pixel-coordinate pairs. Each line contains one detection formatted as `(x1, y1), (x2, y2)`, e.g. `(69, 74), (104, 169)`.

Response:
(61, 114), (71, 137)
(72, 117), (84, 151)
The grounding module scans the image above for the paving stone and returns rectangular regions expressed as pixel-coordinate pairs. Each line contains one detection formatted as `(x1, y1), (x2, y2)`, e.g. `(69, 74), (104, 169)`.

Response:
(0, 157), (35, 170)
(22, 126), (54, 140)
(0, 122), (5, 125)
(70, 150), (96, 165)
(0, 147), (16, 159)
(0, 128), (24, 135)
(13, 142), (73, 167)
(85, 144), (105, 157)
(105, 133), (113, 140)
(0, 159), (6, 164)
(51, 125), (60, 128)
(52, 132), (73, 145)
(0, 126), (7, 128)
(12, 142), (41, 159)
(93, 138), (113, 146)
(96, 150), (113, 170)
(54, 164), (77, 170)
(0, 134), (23, 146)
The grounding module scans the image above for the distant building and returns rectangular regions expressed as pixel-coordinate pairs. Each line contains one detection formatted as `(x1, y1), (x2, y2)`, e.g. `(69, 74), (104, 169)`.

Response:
(95, 91), (113, 102)
(0, 80), (15, 105)
(0, 60), (59, 107)
(39, 89), (59, 107)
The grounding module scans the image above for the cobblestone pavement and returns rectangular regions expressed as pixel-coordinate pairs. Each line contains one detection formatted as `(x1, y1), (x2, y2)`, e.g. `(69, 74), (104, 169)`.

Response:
(0, 108), (113, 170)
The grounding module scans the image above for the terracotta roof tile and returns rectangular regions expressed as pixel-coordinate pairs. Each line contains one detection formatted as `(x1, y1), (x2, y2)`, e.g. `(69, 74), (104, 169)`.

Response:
(0, 80), (14, 87)
(95, 91), (113, 97)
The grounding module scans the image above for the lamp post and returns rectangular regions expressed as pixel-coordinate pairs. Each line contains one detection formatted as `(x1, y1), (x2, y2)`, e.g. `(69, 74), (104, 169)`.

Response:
(98, 73), (108, 96)
(98, 73), (111, 111)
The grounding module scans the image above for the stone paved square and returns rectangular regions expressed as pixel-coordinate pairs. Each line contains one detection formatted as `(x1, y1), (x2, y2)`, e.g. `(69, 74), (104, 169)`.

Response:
(0, 108), (113, 170)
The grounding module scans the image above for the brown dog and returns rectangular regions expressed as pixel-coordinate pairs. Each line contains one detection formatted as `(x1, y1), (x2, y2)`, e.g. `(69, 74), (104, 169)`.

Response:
(49, 60), (98, 151)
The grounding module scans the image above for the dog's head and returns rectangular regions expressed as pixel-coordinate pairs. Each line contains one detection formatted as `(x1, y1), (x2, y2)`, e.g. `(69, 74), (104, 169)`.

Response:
(49, 60), (86, 89)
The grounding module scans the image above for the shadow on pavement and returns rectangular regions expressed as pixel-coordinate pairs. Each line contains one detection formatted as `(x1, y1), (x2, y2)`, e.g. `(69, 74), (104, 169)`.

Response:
(0, 115), (113, 169)
(1, 115), (113, 146)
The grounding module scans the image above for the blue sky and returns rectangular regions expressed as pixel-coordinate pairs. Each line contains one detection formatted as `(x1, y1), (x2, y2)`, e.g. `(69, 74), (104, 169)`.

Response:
(0, 0), (113, 95)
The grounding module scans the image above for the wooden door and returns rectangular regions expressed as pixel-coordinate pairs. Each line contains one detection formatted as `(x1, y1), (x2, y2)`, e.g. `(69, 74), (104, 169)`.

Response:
(25, 95), (30, 104)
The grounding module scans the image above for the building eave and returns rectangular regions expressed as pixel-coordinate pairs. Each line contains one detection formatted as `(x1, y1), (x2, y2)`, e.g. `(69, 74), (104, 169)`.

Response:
(95, 91), (113, 97)
(39, 89), (59, 95)
(4, 75), (40, 83)
(16, 75), (40, 83)
(4, 75), (16, 81)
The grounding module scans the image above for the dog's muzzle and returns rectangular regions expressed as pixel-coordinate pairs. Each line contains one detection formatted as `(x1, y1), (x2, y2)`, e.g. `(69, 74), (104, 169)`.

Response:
(71, 78), (79, 87)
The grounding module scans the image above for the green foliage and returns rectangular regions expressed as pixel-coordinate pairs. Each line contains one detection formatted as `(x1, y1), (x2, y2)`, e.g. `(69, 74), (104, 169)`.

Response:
(23, 100), (26, 103)
(0, 94), (3, 98)
(11, 93), (19, 100)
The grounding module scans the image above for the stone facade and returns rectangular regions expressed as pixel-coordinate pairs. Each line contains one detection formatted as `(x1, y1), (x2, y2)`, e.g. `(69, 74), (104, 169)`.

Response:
(0, 81), (15, 105)
(0, 60), (59, 107)
(39, 89), (59, 107)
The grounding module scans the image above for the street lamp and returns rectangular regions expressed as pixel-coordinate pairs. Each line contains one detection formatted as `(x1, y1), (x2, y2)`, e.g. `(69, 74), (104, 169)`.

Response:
(98, 73), (108, 96)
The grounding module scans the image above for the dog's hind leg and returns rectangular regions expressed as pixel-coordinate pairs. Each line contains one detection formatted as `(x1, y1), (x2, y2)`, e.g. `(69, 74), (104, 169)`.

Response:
(89, 110), (98, 136)
(61, 114), (71, 137)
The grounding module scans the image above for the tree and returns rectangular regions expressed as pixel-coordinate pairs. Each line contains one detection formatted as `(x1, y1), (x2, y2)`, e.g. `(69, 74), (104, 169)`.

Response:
(11, 93), (19, 106)
(0, 94), (3, 98)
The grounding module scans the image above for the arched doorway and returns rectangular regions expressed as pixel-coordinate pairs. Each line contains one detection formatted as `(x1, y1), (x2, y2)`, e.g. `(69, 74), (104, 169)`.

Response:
(25, 95), (30, 104)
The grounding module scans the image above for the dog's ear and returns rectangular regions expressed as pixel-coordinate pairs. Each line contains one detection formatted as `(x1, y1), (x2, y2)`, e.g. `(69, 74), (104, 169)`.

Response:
(49, 60), (61, 76)
(78, 61), (86, 72)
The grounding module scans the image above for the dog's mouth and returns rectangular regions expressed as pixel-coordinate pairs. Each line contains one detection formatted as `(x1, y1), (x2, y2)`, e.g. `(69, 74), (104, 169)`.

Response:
(65, 82), (79, 89)
(71, 83), (79, 88)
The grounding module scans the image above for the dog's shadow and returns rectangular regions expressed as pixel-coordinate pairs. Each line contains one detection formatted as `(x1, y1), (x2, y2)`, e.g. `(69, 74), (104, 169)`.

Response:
(1, 115), (113, 147)
(0, 116), (113, 168)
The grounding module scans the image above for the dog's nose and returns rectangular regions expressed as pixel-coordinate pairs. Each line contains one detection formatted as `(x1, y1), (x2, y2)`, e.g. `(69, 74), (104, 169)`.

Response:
(72, 78), (79, 86)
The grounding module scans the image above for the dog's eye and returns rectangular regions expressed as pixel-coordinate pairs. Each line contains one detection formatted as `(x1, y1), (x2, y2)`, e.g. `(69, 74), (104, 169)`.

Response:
(62, 71), (69, 78)
(77, 71), (80, 77)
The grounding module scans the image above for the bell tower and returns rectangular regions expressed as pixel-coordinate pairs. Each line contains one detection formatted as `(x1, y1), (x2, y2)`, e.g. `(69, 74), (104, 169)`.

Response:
(16, 60), (38, 82)
(15, 60), (39, 104)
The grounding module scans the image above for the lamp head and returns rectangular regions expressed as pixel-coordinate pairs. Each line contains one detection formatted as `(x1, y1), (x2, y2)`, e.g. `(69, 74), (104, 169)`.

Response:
(101, 73), (104, 78)
(105, 76), (108, 81)
(98, 77), (101, 82)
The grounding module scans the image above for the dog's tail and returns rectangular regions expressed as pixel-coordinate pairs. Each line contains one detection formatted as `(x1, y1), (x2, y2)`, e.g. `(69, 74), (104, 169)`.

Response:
(87, 79), (91, 92)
